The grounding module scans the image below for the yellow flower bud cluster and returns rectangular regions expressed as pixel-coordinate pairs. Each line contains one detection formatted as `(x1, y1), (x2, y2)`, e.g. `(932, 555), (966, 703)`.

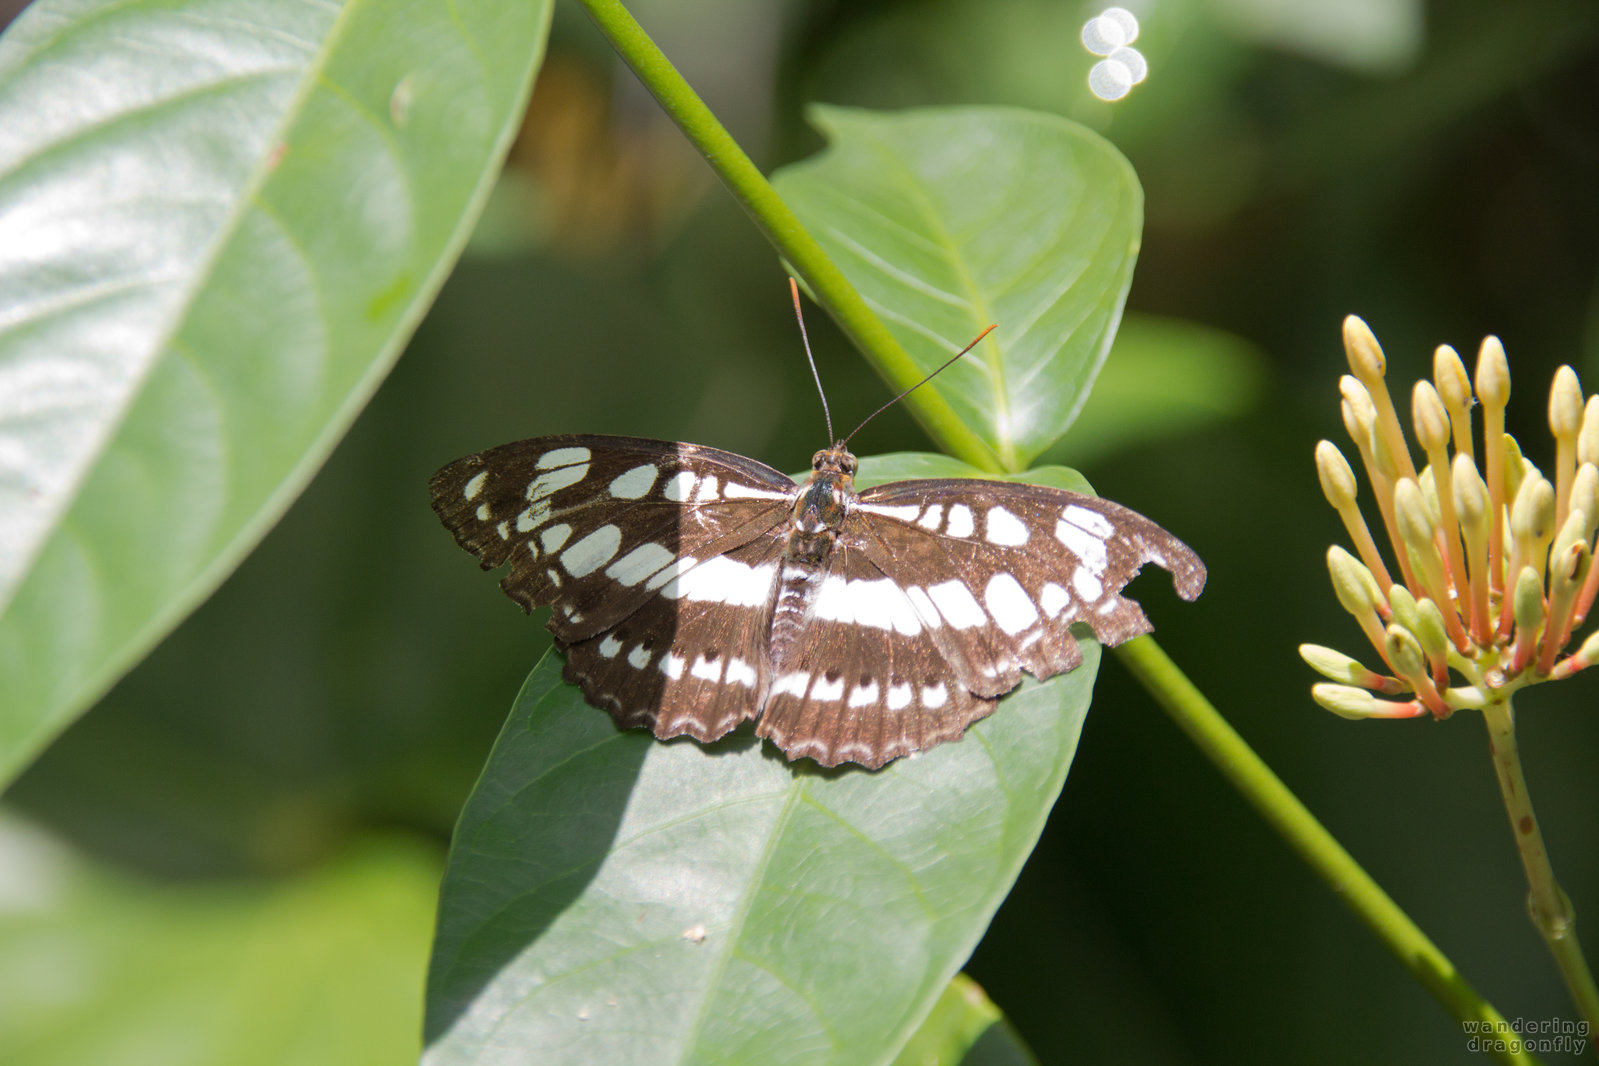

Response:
(1303, 317), (1599, 720)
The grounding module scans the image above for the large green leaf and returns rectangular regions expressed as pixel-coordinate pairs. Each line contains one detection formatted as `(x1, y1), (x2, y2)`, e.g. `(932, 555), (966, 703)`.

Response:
(0, 0), (551, 784)
(423, 455), (1103, 1066)
(772, 106), (1142, 470)
(0, 819), (439, 1066)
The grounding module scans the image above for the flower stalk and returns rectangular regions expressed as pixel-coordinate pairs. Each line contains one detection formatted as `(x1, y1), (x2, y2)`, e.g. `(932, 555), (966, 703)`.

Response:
(1305, 317), (1599, 1036)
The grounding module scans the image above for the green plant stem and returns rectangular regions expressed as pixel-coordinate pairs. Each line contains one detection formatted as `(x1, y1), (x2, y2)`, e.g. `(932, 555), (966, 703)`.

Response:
(1115, 636), (1540, 1066)
(574, 0), (1002, 473)
(1480, 696), (1599, 1039)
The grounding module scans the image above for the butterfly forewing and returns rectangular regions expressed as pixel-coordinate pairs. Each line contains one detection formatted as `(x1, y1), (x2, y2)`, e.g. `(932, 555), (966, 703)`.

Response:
(429, 434), (797, 638)
(852, 478), (1205, 653)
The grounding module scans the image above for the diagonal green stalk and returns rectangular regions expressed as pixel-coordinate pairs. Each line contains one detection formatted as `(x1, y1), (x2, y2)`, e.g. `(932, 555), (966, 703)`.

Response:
(575, 0), (1002, 474)
(1116, 637), (1539, 1065)
(1481, 697), (1599, 1040)
(576, 1), (1534, 1057)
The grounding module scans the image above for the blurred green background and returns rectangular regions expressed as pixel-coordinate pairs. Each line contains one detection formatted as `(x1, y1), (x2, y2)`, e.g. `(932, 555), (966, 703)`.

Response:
(4, 0), (1599, 1062)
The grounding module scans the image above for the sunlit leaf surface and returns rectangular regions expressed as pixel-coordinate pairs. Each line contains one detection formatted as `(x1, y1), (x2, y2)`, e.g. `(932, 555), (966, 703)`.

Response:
(0, 0), (552, 783)
(773, 105), (1142, 469)
(424, 456), (1101, 1066)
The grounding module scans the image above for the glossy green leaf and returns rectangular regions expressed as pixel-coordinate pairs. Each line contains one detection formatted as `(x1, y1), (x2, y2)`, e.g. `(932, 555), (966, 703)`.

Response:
(772, 105), (1142, 470)
(0, 0), (552, 784)
(0, 819), (439, 1066)
(891, 973), (1037, 1066)
(424, 454), (1101, 1066)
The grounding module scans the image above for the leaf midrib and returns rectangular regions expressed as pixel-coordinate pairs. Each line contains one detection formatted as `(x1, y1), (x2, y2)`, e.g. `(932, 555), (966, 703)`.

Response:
(860, 135), (1013, 470)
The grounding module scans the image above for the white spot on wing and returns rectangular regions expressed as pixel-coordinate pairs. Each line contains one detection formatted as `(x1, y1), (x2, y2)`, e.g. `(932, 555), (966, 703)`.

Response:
(663, 471), (697, 502)
(918, 505), (943, 530)
(609, 464), (657, 499)
(645, 556), (697, 592)
(985, 506), (1029, 546)
(859, 503), (921, 522)
(1063, 504), (1114, 537)
(561, 525), (622, 576)
(540, 524), (573, 552)
(1057, 506), (1112, 575)
(497, 521), (510, 541)
(984, 572), (1040, 634)
(725, 658), (757, 688)
(773, 671), (809, 697)
(537, 447), (591, 469)
(904, 586), (942, 628)
(1073, 566), (1104, 602)
(693, 476), (720, 501)
(463, 471), (488, 500)
(946, 504), (975, 538)
(810, 675), (845, 701)
(607, 542), (675, 586)
(927, 579), (986, 629)
(886, 682), (913, 710)
(475, 503), (491, 521)
(814, 576), (921, 634)
(628, 645), (651, 669)
(528, 463), (588, 501)
(659, 652), (686, 680)
(921, 682), (949, 708)
(1041, 582), (1070, 618)
(723, 482), (791, 501)
(848, 681), (880, 707)
(599, 634), (623, 658)
(663, 557), (776, 605)
(690, 655), (722, 682)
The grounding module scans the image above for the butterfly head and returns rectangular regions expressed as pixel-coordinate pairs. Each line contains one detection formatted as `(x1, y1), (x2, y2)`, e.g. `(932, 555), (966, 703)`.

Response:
(811, 444), (857, 478)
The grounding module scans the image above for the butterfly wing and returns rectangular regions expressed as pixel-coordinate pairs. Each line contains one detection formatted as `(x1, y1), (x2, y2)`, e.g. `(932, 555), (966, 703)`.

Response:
(753, 537), (1000, 769)
(429, 434), (798, 641)
(852, 478), (1205, 686)
(757, 478), (1204, 767)
(430, 434), (802, 741)
(562, 533), (789, 744)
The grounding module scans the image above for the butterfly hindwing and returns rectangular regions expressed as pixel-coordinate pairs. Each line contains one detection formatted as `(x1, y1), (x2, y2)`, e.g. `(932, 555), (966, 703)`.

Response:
(561, 535), (786, 744)
(755, 539), (998, 769)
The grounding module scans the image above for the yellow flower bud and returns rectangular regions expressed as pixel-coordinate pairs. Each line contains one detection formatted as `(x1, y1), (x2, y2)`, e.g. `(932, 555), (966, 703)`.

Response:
(1550, 365), (1583, 440)
(1413, 380), (1450, 454)
(1475, 335), (1510, 408)
(1579, 397), (1599, 468)
(1311, 683), (1423, 720)
(1343, 316), (1387, 381)
(1315, 440), (1358, 509)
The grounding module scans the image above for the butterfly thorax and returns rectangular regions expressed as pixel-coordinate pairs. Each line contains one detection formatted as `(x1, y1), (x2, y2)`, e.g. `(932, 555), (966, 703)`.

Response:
(786, 444), (857, 566)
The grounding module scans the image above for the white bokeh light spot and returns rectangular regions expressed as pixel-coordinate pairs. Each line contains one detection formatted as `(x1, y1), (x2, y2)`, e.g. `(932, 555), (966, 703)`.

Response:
(1081, 7), (1139, 55)
(1088, 59), (1134, 101)
(1082, 7), (1147, 100)
(1108, 46), (1147, 84)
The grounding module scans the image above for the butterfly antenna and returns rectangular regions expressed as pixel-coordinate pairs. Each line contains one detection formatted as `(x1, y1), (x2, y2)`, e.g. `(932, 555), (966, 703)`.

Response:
(841, 323), (997, 446)
(790, 278), (834, 443)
